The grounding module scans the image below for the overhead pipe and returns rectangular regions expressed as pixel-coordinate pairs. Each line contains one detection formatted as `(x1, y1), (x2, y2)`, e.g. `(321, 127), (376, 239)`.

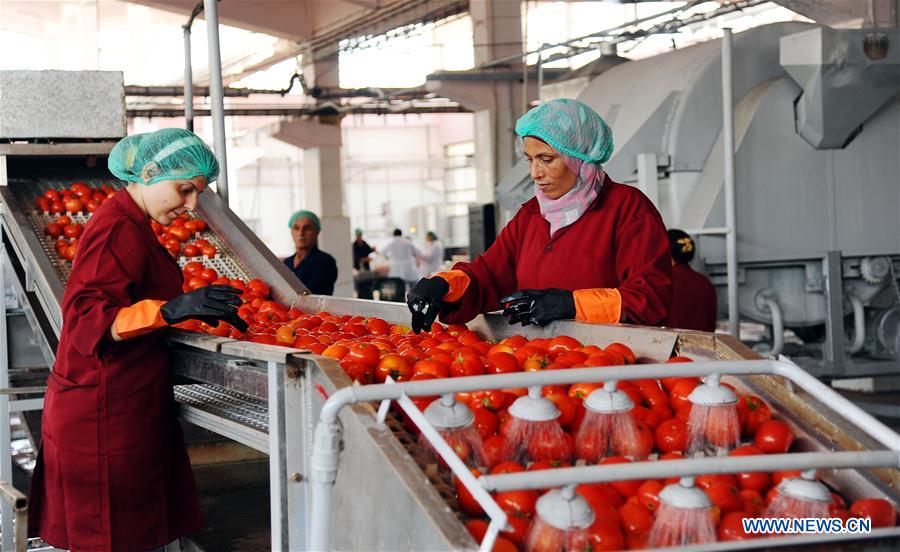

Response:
(723, 28), (739, 339)
(182, 1), (204, 132)
(307, 358), (900, 549)
(203, 0), (229, 205)
(846, 289), (866, 354)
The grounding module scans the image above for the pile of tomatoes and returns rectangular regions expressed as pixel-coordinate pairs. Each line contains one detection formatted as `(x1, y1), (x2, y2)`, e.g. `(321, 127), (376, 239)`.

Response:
(38, 183), (116, 262)
(150, 214), (217, 259)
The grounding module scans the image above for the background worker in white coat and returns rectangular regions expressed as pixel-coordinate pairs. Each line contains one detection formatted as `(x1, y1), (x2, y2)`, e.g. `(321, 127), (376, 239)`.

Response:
(385, 228), (421, 291)
(419, 231), (445, 278)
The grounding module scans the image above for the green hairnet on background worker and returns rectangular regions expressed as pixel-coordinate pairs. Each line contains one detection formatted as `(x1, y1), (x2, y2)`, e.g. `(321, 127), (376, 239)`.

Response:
(407, 97), (672, 333)
(30, 127), (245, 552)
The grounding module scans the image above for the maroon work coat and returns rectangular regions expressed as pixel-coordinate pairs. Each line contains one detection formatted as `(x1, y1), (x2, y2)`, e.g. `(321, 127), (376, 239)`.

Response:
(29, 190), (202, 551)
(665, 263), (718, 332)
(442, 177), (672, 325)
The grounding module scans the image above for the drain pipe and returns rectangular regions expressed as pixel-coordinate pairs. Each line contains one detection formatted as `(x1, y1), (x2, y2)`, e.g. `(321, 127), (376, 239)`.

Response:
(755, 289), (784, 357)
(203, 0), (229, 205)
(723, 28), (740, 339)
(846, 289), (866, 354)
(306, 358), (900, 549)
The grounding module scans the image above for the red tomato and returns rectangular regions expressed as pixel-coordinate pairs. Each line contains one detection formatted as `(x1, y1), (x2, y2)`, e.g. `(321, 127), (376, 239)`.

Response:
(49, 200), (65, 214)
(322, 344), (348, 360)
(703, 480), (742, 513)
(201, 244), (218, 258)
(450, 352), (485, 378)
(464, 519), (488, 542)
(454, 468), (484, 517)
(200, 268), (218, 282)
(183, 261), (204, 277)
(668, 379), (699, 412)
(547, 335), (583, 357)
(341, 361), (373, 385)
(494, 489), (538, 518)
(654, 418), (689, 454)
(850, 498), (897, 528)
(183, 244), (200, 257)
(568, 382), (602, 400)
(742, 395), (772, 437)
(740, 489), (765, 515)
(413, 359), (449, 379)
(636, 480), (663, 513)
(491, 537), (518, 552)
(618, 500), (653, 536)
(482, 435), (510, 468)
(35, 197), (51, 212)
(486, 352), (519, 374)
(729, 445), (771, 492)
(472, 407), (498, 439)
(375, 353), (412, 382)
(470, 390), (513, 412)
(63, 197), (84, 213)
(718, 511), (752, 541)
(584, 351), (617, 366)
(499, 516), (531, 545)
(544, 392), (578, 428)
(753, 419), (794, 454)
(187, 276), (208, 290)
(44, 223), (64, 237)
(527, 430), (573, 464)
(345, 343), (380, 366)
(605, 342), (636, 364)
(490, 460), (526, 475)
(168, 225), (191, 242)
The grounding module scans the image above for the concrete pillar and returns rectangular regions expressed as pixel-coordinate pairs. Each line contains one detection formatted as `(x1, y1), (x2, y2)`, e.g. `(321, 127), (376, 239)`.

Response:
(302, 49), (340, 91)
(428, 1), (525, 205)
(271, 118), (354, 298)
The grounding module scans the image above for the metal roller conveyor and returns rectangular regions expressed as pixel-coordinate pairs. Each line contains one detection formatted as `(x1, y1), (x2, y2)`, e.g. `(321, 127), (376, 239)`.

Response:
(2, 143), (899, 551)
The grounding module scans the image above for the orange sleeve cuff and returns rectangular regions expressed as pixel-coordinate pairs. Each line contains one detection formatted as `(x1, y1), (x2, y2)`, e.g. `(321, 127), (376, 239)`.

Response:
(114, 299), (168, 340)
(573, 288), (622, 324)
(435, 270), (470, 302)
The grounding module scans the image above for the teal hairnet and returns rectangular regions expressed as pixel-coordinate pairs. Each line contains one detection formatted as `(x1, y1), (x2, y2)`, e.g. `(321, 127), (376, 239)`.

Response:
(515, 98), (614, 164)
(108, 128), (219, 186)
(288, 210), (321, 231)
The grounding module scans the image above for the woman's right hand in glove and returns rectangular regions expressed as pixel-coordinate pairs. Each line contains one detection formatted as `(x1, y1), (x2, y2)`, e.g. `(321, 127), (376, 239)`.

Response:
(161, 285), (248, 332)
(407, 276), (449, 334)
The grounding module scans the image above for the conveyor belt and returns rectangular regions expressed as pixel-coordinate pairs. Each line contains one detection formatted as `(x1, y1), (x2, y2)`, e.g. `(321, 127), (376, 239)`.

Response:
(174, 384), (269, 453)
(7, 177), (256, 283)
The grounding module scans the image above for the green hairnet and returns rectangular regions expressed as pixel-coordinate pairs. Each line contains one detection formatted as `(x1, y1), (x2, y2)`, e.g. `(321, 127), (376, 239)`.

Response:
(288, 210), (321, 231)
(108, 128), (219, 186)
(515, 98), (614, 164)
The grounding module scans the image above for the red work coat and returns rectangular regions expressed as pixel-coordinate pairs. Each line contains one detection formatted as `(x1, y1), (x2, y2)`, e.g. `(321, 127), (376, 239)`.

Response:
(29, 190), (202, 551)
(666, 263), (718, 332)
(442, 177), (672, 325)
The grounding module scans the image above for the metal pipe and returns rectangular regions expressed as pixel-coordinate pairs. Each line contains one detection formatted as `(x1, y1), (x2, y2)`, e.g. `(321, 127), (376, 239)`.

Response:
(0, 243), (12, 552)
(183, 25), (194, 132)
(846, 289), (866, 354)
(203, 0), (229, 205)
(682, 226), (729, 236)
(760, 295), (784, 357)
(536, 44), (544, 103)
(722, 28), (739, 339)
(479, 450), (900, 492)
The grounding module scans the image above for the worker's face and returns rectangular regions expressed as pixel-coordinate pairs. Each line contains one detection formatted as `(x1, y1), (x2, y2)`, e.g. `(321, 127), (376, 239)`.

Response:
(141, 176), (207, 225)
(292, 217), (319, 251)
(523, 136), (578, 200)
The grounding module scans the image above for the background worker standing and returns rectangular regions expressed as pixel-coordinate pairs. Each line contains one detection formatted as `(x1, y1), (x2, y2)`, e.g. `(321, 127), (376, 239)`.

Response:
(284, 210), (338, 295)
(665, 228), (718, 332)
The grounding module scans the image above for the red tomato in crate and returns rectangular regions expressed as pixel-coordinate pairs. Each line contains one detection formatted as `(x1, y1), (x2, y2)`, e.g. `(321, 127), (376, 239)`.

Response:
(499, 516), (530, 545)
(454, 468), (484, 517)
(63, 197), (84, 213)
(753, 419), (795, 453)
(729, 445), (771, 493)
(547, 335), (582, 356)
(63, 224), (83, 239)
(618, 500), (653, 536)
(486, 352), (519, 375)
(850, 498), (897, 528)
(345, 343), (380, 367)
(605, 342), (636, 364)
(200, 268), (218, 282)
(655, 418), (689, 454)
(50, 200), (65, 214)
(494, 489), (538, 518)
(718, 511), (753, 541)
(35, 197), (50, 212)
(375, 354), (412, 383)
(742, 395), (773, 437)
(704, 480), (742, 514)
(183, 244), (200, 257)
(44, 223), (63, 237)
(201, 244), (218, 258)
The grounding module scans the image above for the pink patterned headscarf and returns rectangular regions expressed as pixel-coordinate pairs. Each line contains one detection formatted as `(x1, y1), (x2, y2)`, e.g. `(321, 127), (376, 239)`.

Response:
(536, 156), (605, 237)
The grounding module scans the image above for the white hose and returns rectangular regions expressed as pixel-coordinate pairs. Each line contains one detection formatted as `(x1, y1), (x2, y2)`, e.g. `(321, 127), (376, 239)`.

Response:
(758, 295), (784, 357)
(846, 289), (866, 354)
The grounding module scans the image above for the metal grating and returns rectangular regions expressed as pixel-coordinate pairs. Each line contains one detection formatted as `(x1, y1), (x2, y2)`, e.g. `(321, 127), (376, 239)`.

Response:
(174, 383), (268, 433)
(8, 178), (254, 284)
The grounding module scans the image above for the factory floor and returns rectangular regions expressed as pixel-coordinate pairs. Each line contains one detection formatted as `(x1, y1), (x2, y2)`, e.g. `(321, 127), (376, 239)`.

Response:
(190, 459), (271, 551)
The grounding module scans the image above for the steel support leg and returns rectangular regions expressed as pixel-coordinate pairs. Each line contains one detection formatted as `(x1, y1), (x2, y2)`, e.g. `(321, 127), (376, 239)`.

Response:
(0, 242), (14, 551)
(824, 250), (847, 377)
(268, 360), (287, 550)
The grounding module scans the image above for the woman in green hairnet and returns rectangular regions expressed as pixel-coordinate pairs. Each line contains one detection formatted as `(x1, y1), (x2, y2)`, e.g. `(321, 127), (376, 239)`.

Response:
(407, 98), (672, 332)
(29, 128), (247, 551)
(284, 209), (338, 295)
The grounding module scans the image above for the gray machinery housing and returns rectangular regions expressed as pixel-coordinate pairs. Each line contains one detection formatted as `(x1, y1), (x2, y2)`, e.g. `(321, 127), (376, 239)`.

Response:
(497, 22), (900, 378)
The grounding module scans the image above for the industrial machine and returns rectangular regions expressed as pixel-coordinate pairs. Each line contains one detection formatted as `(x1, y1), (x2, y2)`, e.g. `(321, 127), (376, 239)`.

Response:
(1, 70), (899, 551)
(499, 22), (900, 382)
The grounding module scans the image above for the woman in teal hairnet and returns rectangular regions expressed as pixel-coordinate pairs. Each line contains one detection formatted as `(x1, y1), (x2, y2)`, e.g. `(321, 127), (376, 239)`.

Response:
(408, 98), (672, 332)
(30, 128), (247, 551)
(284, 209), (338, 295)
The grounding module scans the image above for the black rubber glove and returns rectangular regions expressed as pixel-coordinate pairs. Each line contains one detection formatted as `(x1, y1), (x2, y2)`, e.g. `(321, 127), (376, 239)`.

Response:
(407, 276), (450, 334)
(500, 289), (576, 327)
(161, 285), (248, 332)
